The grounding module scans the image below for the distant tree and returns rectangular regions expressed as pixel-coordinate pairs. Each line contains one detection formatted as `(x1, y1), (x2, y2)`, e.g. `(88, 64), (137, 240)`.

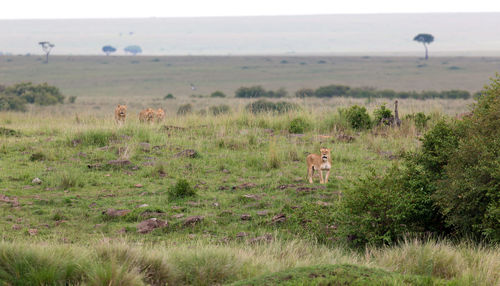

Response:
(102, 45), (117, 56)
(413, 34), (434, 60)
(38, 41), (55, 63)
(124, 45), (142, 55)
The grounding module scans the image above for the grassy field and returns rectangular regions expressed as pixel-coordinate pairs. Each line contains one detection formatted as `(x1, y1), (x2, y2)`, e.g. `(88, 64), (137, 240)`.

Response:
(1, 56), (499, 285)
(1, 56), (499, 100)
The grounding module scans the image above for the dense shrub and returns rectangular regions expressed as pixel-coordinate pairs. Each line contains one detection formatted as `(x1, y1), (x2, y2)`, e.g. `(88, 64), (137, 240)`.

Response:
(209, 104), (231, 116)
(295, 88), (314, 98)
(245, 100), (299, 114)
(169, 179), (196, 199)
(177, 104), (192, 115)
(288, 117), (311, 134)
(0, 82), (65, 111)
(164, 94), (175, 99)
(68, 96), (77, 104)
(336, 75), (500, 245)
(235, 86), (287, 98)
(341, 105), (372, 130)
(315, 84), (350, 97)
(210, 91), (226, 98)
(373, 104), (393, 125)
(405, 112), (431, 130)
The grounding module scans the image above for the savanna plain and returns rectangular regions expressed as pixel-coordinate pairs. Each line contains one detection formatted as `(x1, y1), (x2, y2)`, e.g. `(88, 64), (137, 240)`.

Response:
(0, 55), (499, 285)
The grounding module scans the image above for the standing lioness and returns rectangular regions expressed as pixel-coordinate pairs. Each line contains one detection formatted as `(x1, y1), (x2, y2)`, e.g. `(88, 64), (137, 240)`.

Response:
(306, 148), (332, 184)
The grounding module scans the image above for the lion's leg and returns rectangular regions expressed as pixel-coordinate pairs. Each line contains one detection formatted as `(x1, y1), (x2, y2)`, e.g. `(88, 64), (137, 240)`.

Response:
(324, 170), (330, 184)
(308, 166), (314, 184)
(319, 170), (324, 184)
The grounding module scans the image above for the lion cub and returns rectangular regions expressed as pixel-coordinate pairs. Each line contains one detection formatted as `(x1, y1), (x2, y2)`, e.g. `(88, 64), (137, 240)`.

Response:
(139, 108), (155, 123)
(114, 104), (127, 124)
(306, 148), (332, 184)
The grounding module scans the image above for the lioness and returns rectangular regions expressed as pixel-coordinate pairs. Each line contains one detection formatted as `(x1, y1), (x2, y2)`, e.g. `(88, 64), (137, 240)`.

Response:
(306, 148), (332, 184)
(156, 108), (165, 122)
(114, 104), (127, 124)
(139, 108), (155, 123)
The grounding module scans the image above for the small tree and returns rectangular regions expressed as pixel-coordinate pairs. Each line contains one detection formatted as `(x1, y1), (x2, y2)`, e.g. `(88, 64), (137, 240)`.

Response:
(413, 34), (434, 60)
(38, 41), (54, 63)
(124, 45), (142, 55)
(102, 45), (117, 56)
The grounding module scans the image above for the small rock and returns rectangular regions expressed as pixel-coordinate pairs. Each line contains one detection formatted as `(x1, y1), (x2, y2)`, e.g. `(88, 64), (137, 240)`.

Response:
(212, 202), (220, 207)
(232, 183), (257, 190)
(316, 201), (332, 206)
(272, 214), (286, 223)
(243, 194), (261, 200)
(137, 204), (149, 208)
(103, 208), (131, 217)
(12, 224), (21, 230)
(32, 177), (42, 185)
(241, 214), (252, 220)
(183, 215), (204, 226)
(135, 184), (143, 188)
(172, 213), (185, 219)
(28, 228), (38, 236)
(136, 218), (167, 234)
(222, 169), (230, 173)
(174, 149), (198, 158)
(236, 232), (248, 238)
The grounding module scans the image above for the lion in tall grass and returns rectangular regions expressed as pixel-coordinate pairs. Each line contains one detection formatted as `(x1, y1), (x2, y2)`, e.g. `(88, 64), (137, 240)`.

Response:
(306, 147), (332, 184)
(139, 108), (155, 123)
(156, 108), (165, 122)
(114, 104), (127, 124)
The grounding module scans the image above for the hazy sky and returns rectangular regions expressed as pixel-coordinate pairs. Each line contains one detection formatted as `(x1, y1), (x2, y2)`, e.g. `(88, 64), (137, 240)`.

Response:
(1, 0), (500, 19)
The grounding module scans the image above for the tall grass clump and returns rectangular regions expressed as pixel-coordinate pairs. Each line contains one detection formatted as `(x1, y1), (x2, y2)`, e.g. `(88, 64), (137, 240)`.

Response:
(168, 179), (196, 199)
(267, 138), (281, 169)
(71, 129), (115, 147)
(288, 117), (311, 134)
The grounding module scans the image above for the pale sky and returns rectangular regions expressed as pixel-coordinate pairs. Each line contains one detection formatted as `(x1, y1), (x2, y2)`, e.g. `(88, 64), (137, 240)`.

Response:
(1, 0), (500, 19)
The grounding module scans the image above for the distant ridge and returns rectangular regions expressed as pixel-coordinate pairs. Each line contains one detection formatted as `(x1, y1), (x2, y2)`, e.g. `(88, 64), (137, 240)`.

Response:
(1, 13), (500, 56)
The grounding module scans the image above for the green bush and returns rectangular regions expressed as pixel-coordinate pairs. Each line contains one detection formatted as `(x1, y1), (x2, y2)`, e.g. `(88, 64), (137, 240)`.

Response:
(0, 82), (65, 111)
(168, 179), (196, 199)
(341, 105), (372, 130)
(235, 86), (287, 98)
(209, 105), (231, 116)
(404, 112), (431, 131)
(177, 104), (192, 115)
(288, 117), (311, 134)
(245, 100), (299, 114)
(373, 104), (393, 125)
(68, 96), (77, 104)
(315, 84), (350, 97)
(164, 93), (175, 99)
(210, 91), (226, 98)
(295, 88), (315, 98)
(0, 95), (27, 111)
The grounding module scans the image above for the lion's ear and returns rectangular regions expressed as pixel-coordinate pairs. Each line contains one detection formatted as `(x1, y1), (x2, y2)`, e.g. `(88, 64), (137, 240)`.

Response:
(117, 104), (121, 107)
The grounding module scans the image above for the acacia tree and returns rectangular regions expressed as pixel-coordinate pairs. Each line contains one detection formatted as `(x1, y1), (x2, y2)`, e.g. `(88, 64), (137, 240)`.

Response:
(38, 41), (55, 63)
(124, 45), (142, 55)
(413, 34), (434, 60)
(102, 45), (117, 56)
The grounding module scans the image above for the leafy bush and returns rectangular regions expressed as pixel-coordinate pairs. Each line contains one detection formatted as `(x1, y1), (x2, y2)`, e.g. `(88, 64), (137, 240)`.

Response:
(210, 91), (226, 98)
(245, 100), (299, 114)
(341, 105), (372, 130)
(235, 86), (287, 98)
(315, 84), (350, 97)
(168, 179), (196, 199)
(295, 88), (315, 98)
(0, 82), (65, 111)
(164, 94), (175, 99)
(177, 104), (192, 115)
(405, 112), (431, 130)
(68, 96), (77, 104)
(288, 117), (311, 134)
(373, 104), (393, 125)
(209, 104), (231, 116)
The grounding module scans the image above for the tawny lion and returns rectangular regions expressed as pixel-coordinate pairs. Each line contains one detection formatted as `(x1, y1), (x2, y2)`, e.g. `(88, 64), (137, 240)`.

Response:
(155, 108), (165, 122)
(306, 147), (332, 184)
(114, 104), (127, 124)
(139, 108), (155, 123)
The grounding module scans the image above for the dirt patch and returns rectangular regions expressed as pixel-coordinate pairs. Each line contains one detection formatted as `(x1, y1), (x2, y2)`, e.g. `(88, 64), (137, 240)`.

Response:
(137, 218), (167, 234)
(248, 233), (273, 244)
(174, 149), (198, 158)
(183, 215), (204, 226)
(103, 208), (131, 217)
(0, 194), (19, 207)
(232, 183), (257, 190)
